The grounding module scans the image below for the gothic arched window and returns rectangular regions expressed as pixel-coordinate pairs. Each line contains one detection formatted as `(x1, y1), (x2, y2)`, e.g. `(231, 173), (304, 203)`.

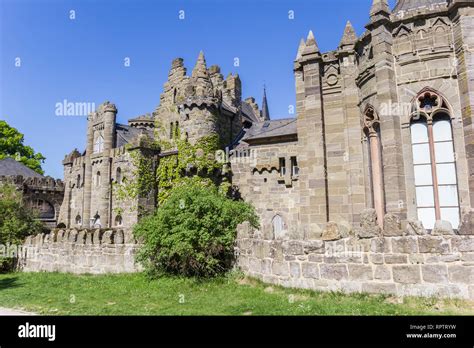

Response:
(410, 89), (460, 229)
(75, 215), (82, 226)
(363, 105), (384, 227)
(94, 132), (104, 153)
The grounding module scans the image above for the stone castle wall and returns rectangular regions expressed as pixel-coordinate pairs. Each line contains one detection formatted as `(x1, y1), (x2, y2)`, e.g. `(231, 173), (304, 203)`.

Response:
(236, 220), (474, 300)
(20, 229), (140, 274)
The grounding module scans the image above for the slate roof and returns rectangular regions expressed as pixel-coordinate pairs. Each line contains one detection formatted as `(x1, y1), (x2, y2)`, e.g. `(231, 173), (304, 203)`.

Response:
(393, 0), (447, 12)
(116, 124), (154, 148)
(241, 102), (260, 123)
(243, 118), (297, 142)
(0, 157), (44, 178)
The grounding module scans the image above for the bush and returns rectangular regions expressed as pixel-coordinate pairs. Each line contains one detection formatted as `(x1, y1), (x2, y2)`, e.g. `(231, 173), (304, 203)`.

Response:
(0, 182), (44, 272)
(134, 182), (259, 277)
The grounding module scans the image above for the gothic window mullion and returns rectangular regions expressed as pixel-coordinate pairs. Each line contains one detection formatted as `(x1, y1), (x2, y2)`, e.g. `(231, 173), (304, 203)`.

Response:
(427, 119), (441, 221)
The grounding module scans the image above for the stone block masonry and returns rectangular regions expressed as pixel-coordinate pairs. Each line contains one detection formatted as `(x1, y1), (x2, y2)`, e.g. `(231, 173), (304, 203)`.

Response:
(20, 229), (141, 274)
(236, 223), (474, 300)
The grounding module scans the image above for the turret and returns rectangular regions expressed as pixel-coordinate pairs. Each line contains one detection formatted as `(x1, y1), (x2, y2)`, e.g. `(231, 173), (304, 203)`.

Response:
(261, 86), (270, 121)
(191, 51), (213, 97)
(339, 21), (357, 50)
(224, 73), (242, 107)
(368, 0), (391, 27)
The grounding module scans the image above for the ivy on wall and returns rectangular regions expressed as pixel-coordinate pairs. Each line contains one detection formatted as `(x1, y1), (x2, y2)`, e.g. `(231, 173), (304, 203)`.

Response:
(114, 131), (230, 215)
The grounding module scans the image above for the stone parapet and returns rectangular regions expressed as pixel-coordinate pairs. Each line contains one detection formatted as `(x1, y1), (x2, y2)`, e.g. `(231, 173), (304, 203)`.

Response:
(236, 223), (474, 300)
(19, 228), (141, 274)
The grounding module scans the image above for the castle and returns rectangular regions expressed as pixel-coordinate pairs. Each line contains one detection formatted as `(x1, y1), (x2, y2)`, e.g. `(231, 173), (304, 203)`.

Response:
(0, 158), (64, 228)
(22, 0), (474, 299)
(58, 0), (474, 237)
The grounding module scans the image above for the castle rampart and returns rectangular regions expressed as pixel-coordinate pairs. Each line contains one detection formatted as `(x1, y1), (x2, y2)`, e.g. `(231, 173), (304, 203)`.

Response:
(20, 228), (140, 274)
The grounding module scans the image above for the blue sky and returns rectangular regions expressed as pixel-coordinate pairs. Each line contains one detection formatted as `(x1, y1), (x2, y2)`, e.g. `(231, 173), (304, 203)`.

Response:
(0, 0), (397, 178)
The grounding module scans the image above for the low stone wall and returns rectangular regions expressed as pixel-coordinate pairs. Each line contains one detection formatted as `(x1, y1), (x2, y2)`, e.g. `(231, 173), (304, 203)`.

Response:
(20, 229), (141, 274)
(236, 223), (474, 300)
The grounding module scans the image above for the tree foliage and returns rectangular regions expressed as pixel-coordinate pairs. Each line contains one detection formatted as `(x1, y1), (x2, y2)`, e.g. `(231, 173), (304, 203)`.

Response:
(134, 182), (259, 277)
(0, 120), (46, 174)
(0, 182), (44, 272)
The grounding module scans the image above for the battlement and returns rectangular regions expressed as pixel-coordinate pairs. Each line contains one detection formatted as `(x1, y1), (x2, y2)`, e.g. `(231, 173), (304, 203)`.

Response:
(20, 228), (140, 274)
(159, 53), (242, 110)
(0, 175), (64, 191)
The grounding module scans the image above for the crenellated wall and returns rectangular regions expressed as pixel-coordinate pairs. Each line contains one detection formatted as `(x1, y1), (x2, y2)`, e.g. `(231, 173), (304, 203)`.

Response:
(236, 213), (474, 300)
(20, 228), (141, 274)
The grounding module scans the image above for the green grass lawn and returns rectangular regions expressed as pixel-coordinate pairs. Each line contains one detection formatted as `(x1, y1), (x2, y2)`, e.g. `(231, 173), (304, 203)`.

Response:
(0, 272), (472, 315)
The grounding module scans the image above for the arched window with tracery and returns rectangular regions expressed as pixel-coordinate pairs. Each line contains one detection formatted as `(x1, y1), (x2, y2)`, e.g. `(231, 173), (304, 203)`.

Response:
(363, 105), (384, 227)
(94, 132), (104, 153)
(410, 89), (460, 229)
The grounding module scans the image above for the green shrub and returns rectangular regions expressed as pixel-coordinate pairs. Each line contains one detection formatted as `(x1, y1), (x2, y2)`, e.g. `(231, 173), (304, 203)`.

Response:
(134, 182), (259, 277)
(0, 182), (44, 272)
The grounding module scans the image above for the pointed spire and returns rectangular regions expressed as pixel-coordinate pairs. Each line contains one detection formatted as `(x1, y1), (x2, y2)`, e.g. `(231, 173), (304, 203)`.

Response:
(192, 50), (209, 79)
(339, 21), (358, 47)
(261, 85), (270, 121)
(302, 30), (319, 56)
(295, 38), (306, 61)
(370, 0), (390, 16)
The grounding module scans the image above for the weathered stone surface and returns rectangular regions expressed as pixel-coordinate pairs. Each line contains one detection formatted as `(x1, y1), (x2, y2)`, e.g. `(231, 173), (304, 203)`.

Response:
(360, 209), (378, 229)
(370, 238), (390, 253)
(451, 237), (474, 252)
(322, 222), (345, 241)
(391, 237), (418, 254)
(393, 265), (421, 284)
(370, 254), (384, 265)
(320, 264), (348, 280)
(448, 265), (474, 284)
(302, 263), (320, 279)
(361, 283), (397, 295)
(102, 230), (113, 244)
(432, 220), (455, 236)
(115, 230), (124, 244)
(303, 240), (325, 254)
(422, 265), (448, 283)
(405, 220), (427, 236)
(418, 237), (450, 254)
(409, 254), (424, 264)
(356, 226), (381, 239)
(374, 265), (391, 280)
(282, 241), (304, 255)
(383, 213), (403, 237)
(248, 258), (262, 273)
(289, 262), (301, 278)
(348, 264), (373, 281)
(425, 254), (460, 263)
(93, 229), (101, 244)
(384, 254), (408, 264)
(459, 211), (474, 235)
(20, 229), (141, 274)
(272, 261), (289, 277)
